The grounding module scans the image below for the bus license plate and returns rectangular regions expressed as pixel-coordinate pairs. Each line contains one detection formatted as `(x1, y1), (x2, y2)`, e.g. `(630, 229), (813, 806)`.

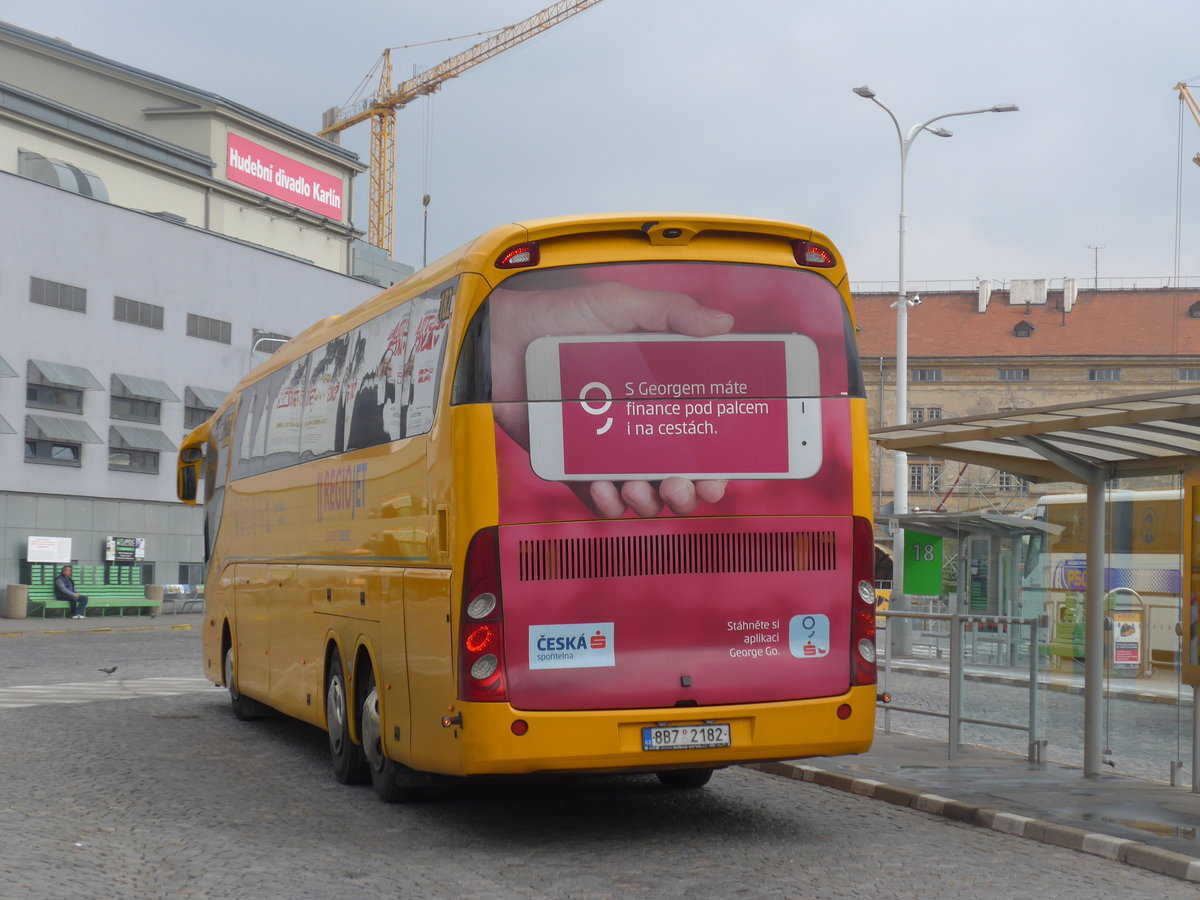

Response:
(642, 724), (731, 751)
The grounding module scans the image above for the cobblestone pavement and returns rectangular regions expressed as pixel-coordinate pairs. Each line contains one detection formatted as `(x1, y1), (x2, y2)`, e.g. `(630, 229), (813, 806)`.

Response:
(0, 626), (1197, 898)
(0, 640), (1196, 898)
(0, 677), (211, 709)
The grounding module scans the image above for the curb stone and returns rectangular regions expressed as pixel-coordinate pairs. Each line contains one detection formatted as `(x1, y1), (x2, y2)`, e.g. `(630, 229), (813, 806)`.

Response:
(751, 761), (1200, 884)
(0, 622), (195, 638)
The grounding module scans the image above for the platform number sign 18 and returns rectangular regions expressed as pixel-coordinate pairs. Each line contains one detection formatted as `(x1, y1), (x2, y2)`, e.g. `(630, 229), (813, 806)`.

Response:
(903, 530), (943, 596)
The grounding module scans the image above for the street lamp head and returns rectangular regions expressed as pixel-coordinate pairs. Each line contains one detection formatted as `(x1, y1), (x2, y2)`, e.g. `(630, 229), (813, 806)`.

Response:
(992, 103), (1019, 113)
(853, 85), (876, 99)
(928, 127), (953, 138)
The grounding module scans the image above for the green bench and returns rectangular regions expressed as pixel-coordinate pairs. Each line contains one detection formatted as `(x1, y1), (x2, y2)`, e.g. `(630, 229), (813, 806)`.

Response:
(25, 563), (160, 618)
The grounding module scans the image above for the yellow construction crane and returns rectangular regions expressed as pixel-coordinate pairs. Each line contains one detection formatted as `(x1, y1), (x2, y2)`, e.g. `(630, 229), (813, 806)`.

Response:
(1176, 81), (1200, 168)
(320, 0), (606, 256)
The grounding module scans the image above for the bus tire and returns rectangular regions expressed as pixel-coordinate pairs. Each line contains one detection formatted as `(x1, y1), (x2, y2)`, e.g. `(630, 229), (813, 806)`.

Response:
(326, 653), (368, 785)
(359, 666), (426, 803)
(224, 644), (266, 721)
(656, 768), (715, 790)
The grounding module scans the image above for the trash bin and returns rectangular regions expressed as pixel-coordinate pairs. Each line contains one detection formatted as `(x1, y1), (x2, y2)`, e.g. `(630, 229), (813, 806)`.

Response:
(144, 584), (164, 612)
(4, 584), (28, 619)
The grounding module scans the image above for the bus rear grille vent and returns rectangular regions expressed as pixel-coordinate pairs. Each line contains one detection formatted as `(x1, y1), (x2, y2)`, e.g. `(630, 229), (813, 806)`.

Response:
(516, 531), (836, 581)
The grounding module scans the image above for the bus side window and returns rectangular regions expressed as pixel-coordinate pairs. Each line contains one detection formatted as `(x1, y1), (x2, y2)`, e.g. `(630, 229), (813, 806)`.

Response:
(841, 303), (866, 398)
(451, 302), (491, 405)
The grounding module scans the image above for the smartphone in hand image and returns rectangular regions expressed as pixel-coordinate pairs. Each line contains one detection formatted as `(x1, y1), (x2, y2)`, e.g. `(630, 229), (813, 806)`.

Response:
(524, 333), (823, 482)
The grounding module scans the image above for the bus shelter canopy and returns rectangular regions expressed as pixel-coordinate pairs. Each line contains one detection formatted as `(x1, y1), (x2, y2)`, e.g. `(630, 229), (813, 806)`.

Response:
(892, 512), (1060, 542)
(871, 388), (1200, 484)
(871, 387), (1200, 777)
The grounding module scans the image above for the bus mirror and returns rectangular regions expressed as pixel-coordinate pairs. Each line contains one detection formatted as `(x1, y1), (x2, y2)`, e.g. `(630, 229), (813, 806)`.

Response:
(179, 464), (198, 503)
(181, 447), (203, 464)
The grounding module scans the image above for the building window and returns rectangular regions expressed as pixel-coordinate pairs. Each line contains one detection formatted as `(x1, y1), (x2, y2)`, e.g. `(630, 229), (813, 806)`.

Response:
(25, 439), (81, 467)
(1089, 368), (1121, 382)
(909, 465), (924, 492)
(184, 387), (225, 430)
(912, 369), (942, 382)
(179, 562), (205, 585)
(184, 405), (214, 429)
(30, 276), (86, 312)
(927, 464), (942, 491)
(111, 395), (161, 424)
(187, 313), (232, 344)
(114, 296), (164, 329)
(1189, 301), (1200, 319)
(109, 447), (159, 474)
(998, 368), (1030, 382)
(26, 383), (83, 414)
(998, 471), (1028, 493)
(911, 407), (942, 424)
(911, 408), (924, 424)
(111, 375), (178, 425)
(1013, 321), (1035, 338)
(926, 407), (942, 421)
(1181, 368), (1200, 381)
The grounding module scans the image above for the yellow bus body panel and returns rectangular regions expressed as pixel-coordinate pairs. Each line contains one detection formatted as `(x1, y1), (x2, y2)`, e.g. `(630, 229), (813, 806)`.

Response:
(454, 686), (876, 776)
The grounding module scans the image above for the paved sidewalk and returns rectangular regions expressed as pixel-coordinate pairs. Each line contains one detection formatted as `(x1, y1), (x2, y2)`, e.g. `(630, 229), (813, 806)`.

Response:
(759, 729), (1200, 884)
(7, 608), (1200, 883)
(883, 655), (1188, 705)
(759, 652), (1200, 885)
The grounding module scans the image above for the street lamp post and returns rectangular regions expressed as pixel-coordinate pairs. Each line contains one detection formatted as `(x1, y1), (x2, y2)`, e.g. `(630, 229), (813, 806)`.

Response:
(853, 86), (1018, 629)
(249, 335), (288, 372)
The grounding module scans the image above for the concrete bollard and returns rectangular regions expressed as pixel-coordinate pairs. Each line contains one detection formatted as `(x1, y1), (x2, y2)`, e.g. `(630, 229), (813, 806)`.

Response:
(4, 584), (28, 619)
(144, 584), (164, 612)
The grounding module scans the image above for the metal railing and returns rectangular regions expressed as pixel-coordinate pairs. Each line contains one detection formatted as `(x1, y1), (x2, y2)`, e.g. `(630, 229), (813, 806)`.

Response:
(878, 609), (1045, 762)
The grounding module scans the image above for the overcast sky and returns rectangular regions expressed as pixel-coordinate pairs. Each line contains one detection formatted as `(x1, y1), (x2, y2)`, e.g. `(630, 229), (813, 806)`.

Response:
(7, 0), (1200, 287)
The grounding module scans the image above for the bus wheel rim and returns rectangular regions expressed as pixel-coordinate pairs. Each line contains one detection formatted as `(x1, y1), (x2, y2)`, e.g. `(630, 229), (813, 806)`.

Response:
(327, 674), (348, 754)
(224, 647), (237, 699)
(362, 685), (383, 770)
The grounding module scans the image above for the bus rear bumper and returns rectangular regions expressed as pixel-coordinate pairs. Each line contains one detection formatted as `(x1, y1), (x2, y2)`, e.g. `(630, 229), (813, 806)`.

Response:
(454, 686), (876, 775)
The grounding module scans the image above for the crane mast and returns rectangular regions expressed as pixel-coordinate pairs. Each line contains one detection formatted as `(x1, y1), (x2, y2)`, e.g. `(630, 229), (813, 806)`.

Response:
(1176, 81), (1200, 168)
(320, 0), (606, 255)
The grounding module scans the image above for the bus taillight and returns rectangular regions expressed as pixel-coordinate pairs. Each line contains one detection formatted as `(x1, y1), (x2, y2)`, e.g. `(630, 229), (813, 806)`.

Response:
(792, 240), (836, 268)
(460, 527), (508, 702)
(495, 242), (540, 269)
(850, 516), (878, 686)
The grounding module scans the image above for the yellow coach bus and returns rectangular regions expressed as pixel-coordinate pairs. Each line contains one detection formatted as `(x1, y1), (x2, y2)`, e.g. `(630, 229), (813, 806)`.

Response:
(177, 213), (878, 802)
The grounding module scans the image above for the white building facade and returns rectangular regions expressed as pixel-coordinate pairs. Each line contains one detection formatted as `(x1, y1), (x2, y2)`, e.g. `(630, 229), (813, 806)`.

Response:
(0, 172), (381, 590)
(0, 18), (406, 593)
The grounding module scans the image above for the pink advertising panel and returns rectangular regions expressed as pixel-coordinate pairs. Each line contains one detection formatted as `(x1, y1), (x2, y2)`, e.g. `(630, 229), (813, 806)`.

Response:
(476, 259), (863, 710)
(500, 516), (853, 710)
(485, 260), (858, 524)
(526, 334), (820, 480)
(226, 133), (344, 221)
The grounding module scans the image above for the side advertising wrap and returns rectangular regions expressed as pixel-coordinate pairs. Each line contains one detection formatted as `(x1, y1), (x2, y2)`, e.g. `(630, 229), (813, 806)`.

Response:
(233, 283), (455, 479)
